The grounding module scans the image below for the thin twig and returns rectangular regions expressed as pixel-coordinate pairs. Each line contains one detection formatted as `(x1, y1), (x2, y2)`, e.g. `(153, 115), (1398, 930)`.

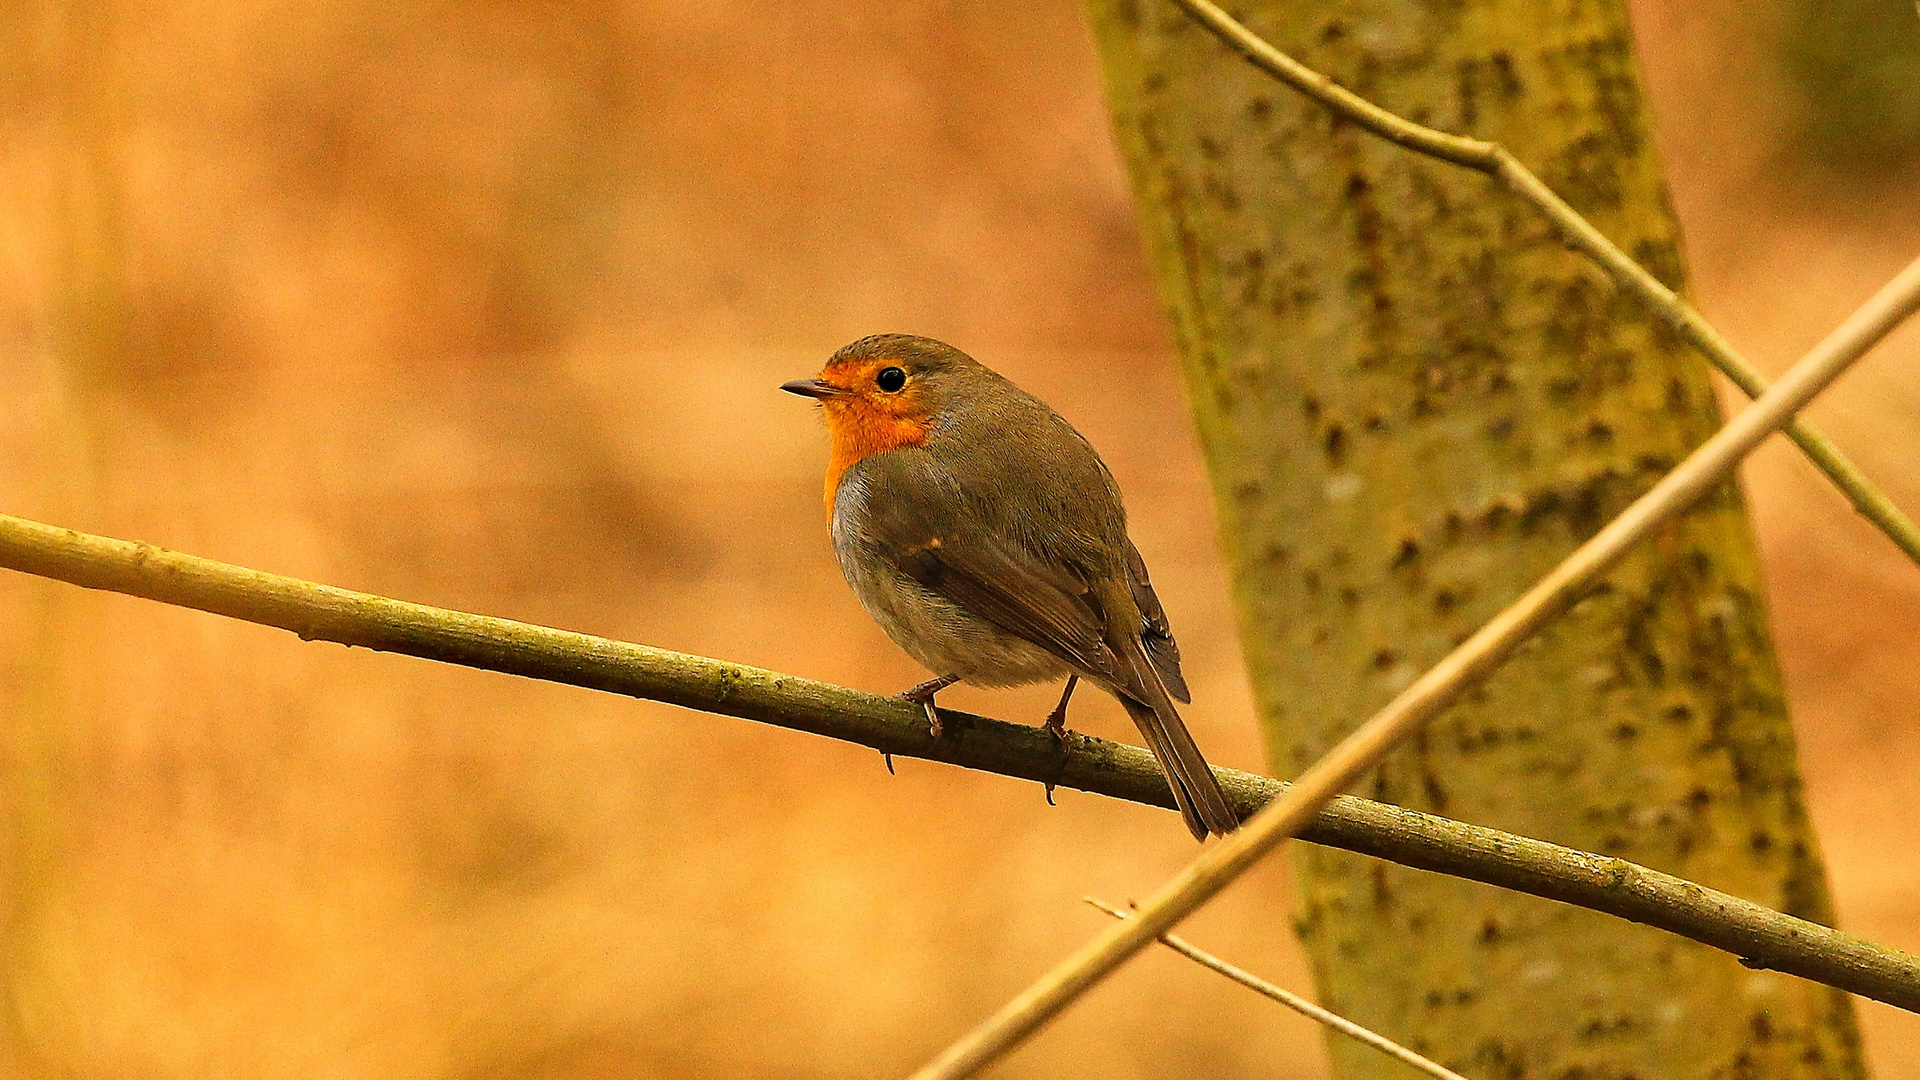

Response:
(1167, 0), (1920, 567)
(1084, 897), (1470, 1080)
(908, 256), (1920, 1079)
(3, 512), (1918, 1008)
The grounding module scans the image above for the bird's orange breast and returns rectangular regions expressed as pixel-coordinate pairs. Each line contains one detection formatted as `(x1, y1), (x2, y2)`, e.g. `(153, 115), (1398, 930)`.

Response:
(800, 355), (940, 505)
(822, 400), (932, 504)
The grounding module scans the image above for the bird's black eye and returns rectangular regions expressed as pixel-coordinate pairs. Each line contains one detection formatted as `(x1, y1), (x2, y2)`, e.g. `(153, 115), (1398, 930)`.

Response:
(875, 366), (907, 393)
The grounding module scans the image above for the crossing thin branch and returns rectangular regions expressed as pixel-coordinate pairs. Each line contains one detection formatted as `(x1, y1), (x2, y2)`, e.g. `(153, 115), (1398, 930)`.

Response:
(2, 510), (1919, 1012)
(1085, 898), (1471, 1080)
(907, 248), (1920, 1078)
(1168, 0), (1920, 567)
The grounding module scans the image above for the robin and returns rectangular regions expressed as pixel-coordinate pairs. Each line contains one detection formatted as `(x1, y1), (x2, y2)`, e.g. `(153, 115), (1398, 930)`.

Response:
(781, 334), (1238, 839)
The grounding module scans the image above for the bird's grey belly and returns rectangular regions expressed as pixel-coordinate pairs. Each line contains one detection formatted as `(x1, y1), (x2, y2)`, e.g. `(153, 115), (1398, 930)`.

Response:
(834, 536), (1070, 688)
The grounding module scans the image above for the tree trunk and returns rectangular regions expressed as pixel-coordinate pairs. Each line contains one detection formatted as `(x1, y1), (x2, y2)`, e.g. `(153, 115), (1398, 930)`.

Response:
(1086, 2), (1866, 1076)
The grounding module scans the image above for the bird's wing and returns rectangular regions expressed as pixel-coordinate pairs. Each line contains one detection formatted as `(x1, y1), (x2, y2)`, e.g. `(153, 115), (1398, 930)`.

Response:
(854, 455), (1119, 680)
(1124, 539), (1190, 704)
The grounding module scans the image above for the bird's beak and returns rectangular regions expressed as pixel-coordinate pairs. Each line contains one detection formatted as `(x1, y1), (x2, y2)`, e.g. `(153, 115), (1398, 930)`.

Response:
(780, 378), (841, 400)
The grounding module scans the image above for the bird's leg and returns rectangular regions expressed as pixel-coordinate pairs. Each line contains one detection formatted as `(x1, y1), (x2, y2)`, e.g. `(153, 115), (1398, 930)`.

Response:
(1043, 675), (1079, 741)
(1042, 674), (1080, 805)
(900, 673), (960, 738)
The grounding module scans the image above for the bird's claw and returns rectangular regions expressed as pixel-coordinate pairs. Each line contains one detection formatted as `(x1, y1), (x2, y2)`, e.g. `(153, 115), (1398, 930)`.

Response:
(899, 674), (958, 741)
(1042, 718), (1072, 808)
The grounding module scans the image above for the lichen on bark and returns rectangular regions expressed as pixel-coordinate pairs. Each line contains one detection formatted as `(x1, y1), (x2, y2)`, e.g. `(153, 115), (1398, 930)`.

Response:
(1086, 1), (1866, 1075)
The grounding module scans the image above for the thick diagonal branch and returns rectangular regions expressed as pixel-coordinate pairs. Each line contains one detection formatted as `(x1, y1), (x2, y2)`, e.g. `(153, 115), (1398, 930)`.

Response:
(1, 511), (1918, 1014)
(909, 255), (1920, 1079)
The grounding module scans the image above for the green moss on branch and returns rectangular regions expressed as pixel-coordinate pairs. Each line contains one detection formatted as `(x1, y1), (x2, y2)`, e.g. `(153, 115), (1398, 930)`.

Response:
(1, 510), (1917, 1010)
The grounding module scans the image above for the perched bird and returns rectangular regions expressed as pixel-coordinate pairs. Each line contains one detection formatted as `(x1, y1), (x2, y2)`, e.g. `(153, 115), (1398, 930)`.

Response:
(781, 334), (1238, 839)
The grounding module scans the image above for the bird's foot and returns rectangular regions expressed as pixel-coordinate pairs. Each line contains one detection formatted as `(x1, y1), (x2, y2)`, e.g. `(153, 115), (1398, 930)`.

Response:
(900, 674), (959, 739)
(1041, 674), (1079, 806)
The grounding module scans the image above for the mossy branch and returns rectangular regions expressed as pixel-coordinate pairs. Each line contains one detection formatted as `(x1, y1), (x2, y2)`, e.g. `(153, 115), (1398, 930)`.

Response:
(2, 510), (1919, 1016)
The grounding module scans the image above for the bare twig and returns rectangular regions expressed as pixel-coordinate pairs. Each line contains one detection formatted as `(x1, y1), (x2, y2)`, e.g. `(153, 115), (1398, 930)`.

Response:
(908, 255), (1920, 1079)
(1084, 897), (1471, 1080)
(3, 511), (1919, 1009)
(1167, 0), (1920, 567)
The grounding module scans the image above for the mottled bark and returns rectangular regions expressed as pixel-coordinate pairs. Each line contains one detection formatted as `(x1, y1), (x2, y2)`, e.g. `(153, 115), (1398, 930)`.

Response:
(1087, 2), (1866, 1076)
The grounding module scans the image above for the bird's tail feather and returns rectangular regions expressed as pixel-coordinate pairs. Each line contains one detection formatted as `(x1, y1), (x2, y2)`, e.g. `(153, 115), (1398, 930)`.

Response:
(1118, 694), (1238, 840)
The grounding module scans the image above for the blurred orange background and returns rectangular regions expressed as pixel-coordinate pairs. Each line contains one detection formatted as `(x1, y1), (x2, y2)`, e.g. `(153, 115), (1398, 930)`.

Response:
(0, 1), (1916, 1076)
